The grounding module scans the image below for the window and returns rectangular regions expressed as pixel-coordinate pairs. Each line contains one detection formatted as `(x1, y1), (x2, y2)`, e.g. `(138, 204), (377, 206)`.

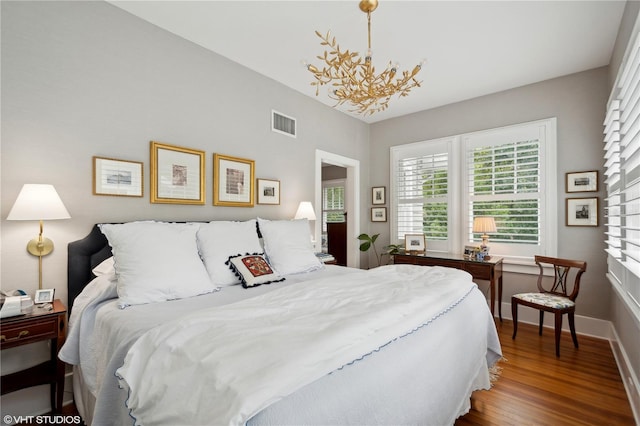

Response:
(604, 23), (640, 321)
(391, 118), (557, 264)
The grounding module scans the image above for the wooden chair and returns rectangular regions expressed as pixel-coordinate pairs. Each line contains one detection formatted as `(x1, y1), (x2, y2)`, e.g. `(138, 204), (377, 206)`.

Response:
(512, 255), (587, 357)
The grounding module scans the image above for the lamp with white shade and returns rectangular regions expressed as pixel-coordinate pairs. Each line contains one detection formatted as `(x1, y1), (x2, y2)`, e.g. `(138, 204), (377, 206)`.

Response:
(473, 216), (497, 249)
(294, 201), (317, 221)
(294, 201), (317, 244)
(7, 184), (71, 289)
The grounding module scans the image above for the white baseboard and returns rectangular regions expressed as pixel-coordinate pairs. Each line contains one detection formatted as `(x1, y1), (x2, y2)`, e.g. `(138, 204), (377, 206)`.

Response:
(497, 300), (640, 425)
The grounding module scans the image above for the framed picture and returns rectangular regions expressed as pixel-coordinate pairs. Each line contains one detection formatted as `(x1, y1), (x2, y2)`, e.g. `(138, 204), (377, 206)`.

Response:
(464, 245), (480, 259)
(566, 170), (598, 193)
(566, 197), (599, 227)
(214, 153), (255, 207)
(35, 288), (55, 304)
(371, 207), (387, 222)
(93, 156), (143, 197)
(150, 141), (205, 205)
(372, 186), (386, 205)
(257, 178), (280, 205)
(404, 233), (426, 253)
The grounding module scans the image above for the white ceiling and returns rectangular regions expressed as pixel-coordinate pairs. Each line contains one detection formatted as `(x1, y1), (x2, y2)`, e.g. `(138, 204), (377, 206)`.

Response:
(108, 0), (626, 123)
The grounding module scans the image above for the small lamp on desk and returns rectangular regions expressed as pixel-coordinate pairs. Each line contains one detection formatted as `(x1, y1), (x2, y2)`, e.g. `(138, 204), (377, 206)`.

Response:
(7, 184), (71, 289)
(473, 216), (497, 255)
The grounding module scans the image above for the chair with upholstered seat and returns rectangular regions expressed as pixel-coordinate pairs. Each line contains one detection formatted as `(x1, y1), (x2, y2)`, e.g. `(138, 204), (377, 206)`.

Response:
(512, 255), (587, 357)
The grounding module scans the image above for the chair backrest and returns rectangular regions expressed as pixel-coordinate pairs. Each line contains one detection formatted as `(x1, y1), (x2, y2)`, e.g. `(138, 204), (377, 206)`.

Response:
(534, 255), (587, 301)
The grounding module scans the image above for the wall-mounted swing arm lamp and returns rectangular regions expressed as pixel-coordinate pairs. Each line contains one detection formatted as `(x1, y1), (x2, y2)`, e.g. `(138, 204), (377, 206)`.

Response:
(7, 184), (71, 289)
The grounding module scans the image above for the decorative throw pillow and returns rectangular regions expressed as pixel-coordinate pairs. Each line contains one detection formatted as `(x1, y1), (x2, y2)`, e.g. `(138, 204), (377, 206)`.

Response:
(257, 218), (323, 275)
(99, 222), (216, 307)
(196, 220), (263, 286)
(227, 254), (284, 288)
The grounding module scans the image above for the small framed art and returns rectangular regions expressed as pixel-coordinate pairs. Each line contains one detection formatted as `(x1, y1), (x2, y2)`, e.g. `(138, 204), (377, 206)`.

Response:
(257, 178), (280, 205)
(93, 156), (143, 197)
(150, 141), (205, 205)
(35, 288), (55, 304)
(213, 153), (255, 207)
(372, 186), (386, 205)
(566, 170), (598, 193)
(371, 207), (387, 222)
(566, 197), (598, 227)
(404, 233), (426, 253)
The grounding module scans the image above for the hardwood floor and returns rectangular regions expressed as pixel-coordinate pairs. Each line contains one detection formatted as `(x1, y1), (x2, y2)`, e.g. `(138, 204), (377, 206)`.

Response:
(456, 319), (636, 425)
(53, 319), (635, 425)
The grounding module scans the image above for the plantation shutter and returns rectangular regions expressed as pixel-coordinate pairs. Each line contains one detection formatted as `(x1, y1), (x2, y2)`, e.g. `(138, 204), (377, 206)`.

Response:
(392, 140), (450, 246)
(605, 21), (640, 319)
(464, 126), (543, 247)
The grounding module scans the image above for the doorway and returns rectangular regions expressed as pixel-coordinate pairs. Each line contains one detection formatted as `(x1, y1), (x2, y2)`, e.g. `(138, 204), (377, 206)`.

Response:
(315, 150), (360, 269)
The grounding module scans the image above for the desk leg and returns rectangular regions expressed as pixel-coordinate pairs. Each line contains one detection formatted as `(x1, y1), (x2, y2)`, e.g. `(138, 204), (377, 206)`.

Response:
(498, 275), (503, 322)
(489, 278), (495, 318)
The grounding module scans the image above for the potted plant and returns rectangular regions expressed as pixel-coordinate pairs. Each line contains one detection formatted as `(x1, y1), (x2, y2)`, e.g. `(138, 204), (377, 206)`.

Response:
(358, 234), (402, 267)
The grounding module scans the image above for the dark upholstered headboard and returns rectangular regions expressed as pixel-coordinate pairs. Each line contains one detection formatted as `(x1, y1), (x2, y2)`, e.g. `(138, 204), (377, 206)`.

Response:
(67, 224), (112, 315)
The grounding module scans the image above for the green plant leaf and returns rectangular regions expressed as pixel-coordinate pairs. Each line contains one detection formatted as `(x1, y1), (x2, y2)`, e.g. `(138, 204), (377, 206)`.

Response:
(359, 241), (371, 252)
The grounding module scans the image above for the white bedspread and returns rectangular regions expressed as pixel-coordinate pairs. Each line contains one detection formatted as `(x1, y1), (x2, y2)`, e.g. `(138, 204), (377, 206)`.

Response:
(116, 264), (477, 426)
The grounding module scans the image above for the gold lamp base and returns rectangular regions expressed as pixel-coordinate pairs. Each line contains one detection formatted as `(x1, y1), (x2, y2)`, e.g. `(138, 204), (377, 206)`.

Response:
(27, 236), (54, 257)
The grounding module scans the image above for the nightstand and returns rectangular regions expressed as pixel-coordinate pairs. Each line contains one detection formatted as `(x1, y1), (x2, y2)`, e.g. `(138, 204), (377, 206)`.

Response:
(0, 299), (67, 412)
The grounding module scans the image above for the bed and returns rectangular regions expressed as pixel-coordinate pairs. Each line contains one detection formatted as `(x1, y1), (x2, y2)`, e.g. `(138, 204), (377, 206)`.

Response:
(60, 219), (502, 426)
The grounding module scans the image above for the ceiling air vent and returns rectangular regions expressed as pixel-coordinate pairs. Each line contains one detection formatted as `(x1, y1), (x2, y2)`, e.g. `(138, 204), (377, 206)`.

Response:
(272, 110), (296, 138)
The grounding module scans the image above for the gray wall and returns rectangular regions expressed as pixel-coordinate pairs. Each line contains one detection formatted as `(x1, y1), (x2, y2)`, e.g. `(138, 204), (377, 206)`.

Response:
(369, 67), (610, 321)
(0, 1), (371, 306)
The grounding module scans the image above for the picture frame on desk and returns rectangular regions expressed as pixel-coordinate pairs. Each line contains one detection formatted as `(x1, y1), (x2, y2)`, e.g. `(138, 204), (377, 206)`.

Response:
(404, 233), (426, 254)
(35, 288), (54, 304)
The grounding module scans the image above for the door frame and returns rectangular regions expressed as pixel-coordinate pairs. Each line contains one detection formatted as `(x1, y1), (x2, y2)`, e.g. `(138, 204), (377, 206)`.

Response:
(315, 149), (360, 268)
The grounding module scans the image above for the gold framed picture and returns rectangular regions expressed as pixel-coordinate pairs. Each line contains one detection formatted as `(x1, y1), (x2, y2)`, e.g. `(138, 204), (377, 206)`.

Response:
(213, 153), (255, 207)
(93, 156), (143, 197)
(150, 141), (205, 205)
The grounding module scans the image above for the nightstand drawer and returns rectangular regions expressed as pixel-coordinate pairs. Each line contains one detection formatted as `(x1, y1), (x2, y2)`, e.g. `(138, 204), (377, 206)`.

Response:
(0, 317), (58, 347)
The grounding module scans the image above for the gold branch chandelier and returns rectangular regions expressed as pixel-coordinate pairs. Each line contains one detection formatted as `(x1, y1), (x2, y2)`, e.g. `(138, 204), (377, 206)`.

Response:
(305, 0), (424, 116)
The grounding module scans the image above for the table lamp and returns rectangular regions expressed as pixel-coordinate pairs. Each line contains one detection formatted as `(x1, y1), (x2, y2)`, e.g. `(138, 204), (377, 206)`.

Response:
(294, 201), (316, 243)
(473, 216), (497, 249)
(7, 184), (71, 289)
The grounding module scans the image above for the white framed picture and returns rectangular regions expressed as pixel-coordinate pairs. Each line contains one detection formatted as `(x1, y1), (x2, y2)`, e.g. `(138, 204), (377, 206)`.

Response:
(566, 170), (598, 193)
(35, 288), (55, 304)
(404, 233), (426, 253)
(566, 197), (598, 227)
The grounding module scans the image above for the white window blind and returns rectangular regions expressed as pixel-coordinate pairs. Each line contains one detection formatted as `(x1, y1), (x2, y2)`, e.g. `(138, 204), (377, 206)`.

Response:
(467, 139), (541, 245)
(391, 139), (451, 252)
(605, 22), (640, 319)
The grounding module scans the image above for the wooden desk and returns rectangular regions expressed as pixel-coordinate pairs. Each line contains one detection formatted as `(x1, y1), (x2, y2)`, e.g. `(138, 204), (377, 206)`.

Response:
(0, 299), (67, 412)
(394, 253), (504, 321)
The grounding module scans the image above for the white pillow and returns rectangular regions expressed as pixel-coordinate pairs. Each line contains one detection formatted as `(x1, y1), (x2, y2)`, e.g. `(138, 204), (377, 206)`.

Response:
(196, 220), (263, 286)
(257, 218), (323, 275)
(92, 256), (115, 277)
(227, 254), (284, 288)
(99, 222), (216, 307)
